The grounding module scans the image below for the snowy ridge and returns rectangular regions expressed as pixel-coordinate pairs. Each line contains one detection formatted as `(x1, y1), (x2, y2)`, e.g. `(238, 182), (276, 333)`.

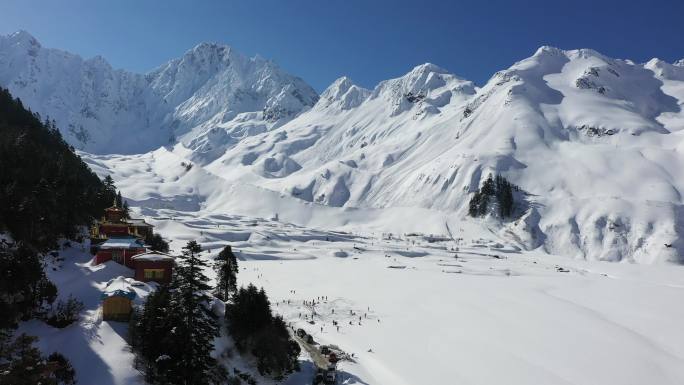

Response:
(3, 31), (684, 263)
(0, 31), (318, 154)
(316, 77), (370, 111)
(180, 47), (684, 263)
(0, 31), (170, 153)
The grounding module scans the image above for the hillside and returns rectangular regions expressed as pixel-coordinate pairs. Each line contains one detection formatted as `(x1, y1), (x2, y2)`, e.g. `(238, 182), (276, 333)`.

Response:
(0, 86), (112, 250)
(2, 31), (684, 263)
(2, 30), (684, 385)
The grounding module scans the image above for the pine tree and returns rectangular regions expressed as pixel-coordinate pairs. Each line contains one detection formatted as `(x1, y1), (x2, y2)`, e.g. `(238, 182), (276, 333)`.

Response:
(0, 87), (113, 251)
(478, 195), (488, 216)
(122, 200), (130, 219)
(0, 333), (46, 385)
(468, 174), (517, 218)
(101, 175), (117, 209)
(495, 175), (514, 217)
(468, 192), (480, 217)
(0, 333), (75, 385)
(1, 244), (57, 327)
(103, 175), (115, 192)
(174, 240), (219, 385)
(115, 191), (123, 208)
(481, 174), (495, 196)
(214, 245), (238, 301)
(227, 284), (299, 376)
(130, 241), (223, 384)
(145, 233), (170, 253)
(47, 352), (76, 385)
(129, 284), (182, 383)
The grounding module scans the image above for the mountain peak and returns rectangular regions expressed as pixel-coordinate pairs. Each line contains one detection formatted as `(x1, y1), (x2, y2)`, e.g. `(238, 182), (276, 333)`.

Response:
(409, 62), (449, 74)
(318, 76), (370, 110)
(328, 76), (354, 89)
(186, 41), (233, 59)
(191, 41), (228, 50)
(533, 45), (564, 57)
(675, 58), (684, 67)
(4, 30), (40, 48)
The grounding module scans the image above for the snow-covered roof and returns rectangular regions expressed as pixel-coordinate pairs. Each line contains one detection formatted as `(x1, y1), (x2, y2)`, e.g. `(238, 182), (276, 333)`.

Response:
(101, 276), (136, 300)
(100, 236), (144, 249)
(131, 250), (175, 262)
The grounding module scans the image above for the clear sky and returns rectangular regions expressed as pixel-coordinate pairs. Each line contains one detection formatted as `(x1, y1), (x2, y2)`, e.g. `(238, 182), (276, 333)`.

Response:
(1, 0), (683, 91)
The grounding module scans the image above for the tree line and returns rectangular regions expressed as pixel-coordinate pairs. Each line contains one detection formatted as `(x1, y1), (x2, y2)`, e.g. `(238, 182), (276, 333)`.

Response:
(129, 242), (299, 385)
(0, 87), (108, 382)
(0, 87), (114, 251)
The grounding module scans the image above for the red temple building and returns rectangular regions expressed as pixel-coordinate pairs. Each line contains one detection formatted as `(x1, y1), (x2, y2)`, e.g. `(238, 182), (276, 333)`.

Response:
(91, 202), (175, 285)
(131, 251), (175, 284)
(94, 236), (146, 266)
(91, 203), (154, 241)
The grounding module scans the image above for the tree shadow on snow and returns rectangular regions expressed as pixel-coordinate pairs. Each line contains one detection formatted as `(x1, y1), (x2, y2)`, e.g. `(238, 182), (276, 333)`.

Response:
(283, 360), (370, 385)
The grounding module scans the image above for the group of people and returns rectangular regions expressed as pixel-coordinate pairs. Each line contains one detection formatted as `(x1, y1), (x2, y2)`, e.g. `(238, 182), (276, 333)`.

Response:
(283, 293), (382, 333)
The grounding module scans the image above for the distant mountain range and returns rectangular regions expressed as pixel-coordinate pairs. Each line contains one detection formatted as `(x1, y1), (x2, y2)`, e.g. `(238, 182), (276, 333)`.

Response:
(0, 30), (318, 153)
(2, 30), (684, 263)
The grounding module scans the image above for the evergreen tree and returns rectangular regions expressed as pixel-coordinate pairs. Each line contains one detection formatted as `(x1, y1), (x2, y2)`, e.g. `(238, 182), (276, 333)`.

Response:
(103, 176), (115, 196)
(122, 200), (130, 219)
(495, 175), (514, 217)
(1, 244), (57, 328)
(0, 333), (76, 385)
(145, 233), (170, 253)
(174, 240), (220, 384)
(214, 245), (239, 301)
(129, 285), (183, 384)
(228, 284), (272, 344)
(467, 174), (518, 219)
(0, 87), (112, 251)
(130, 242), (223, 384)
(0, 333), (47, 385)
(47, 352), (77, 385)
(102, 176), (117, 208)
(481, 174), (495, 196)
(468, 192), (480, 217)
(227, 284), (300, 376)
(115, 191), (123, 208)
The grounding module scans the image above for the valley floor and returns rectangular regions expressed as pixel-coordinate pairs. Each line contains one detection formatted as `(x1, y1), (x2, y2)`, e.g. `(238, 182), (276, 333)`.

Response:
(21, 209), (684, 385)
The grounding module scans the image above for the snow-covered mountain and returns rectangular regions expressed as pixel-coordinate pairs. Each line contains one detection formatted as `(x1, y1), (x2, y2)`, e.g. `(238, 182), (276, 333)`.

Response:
(0, 31), (318, 153)
(187, 47), (684, 263)
(3, 31), (684, 263)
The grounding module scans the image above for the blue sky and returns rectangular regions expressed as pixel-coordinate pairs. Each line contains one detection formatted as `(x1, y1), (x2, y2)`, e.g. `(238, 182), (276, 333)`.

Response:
(1, 0), (683, 91)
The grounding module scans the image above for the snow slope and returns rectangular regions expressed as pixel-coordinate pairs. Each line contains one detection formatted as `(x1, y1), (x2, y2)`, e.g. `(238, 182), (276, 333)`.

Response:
(176, 48), (684, 264)
(3, 31), (684, 263)
(27, 207), (684, 385)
